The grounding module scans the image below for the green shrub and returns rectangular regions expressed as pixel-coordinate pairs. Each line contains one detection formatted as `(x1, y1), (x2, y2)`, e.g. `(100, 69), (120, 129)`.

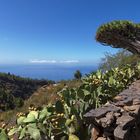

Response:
(1, 63), (140, 140)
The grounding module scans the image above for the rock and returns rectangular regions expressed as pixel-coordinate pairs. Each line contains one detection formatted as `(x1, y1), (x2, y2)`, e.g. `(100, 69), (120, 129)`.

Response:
(114, 95), (124, 102)
(97, 137), (106, 140)
(123, 105), (139, 111)
(123, 105), (140, 115)
(115, 96), (133, 107)
(99, 112), (115, 128)
(99, 117), (108, 127)
(133, 98), (140, 105)
(91, 126), (100, 140)
(114, 125), (129, 140)
(84, 104), (120, 119)
(105, 112), (115, 125)
(114, 112), (121, 118)
(116, 114), (135, 129)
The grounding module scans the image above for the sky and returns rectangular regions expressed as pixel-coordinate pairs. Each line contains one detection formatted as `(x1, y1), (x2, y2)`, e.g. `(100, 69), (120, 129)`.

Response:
(0, 0), (139, 65)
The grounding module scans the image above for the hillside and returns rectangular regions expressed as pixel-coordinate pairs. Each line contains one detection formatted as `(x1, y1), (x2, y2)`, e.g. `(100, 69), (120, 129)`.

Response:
(1, 64), (140, 140)
(0, 79), (82, 121)
(0, 72), (55, 111)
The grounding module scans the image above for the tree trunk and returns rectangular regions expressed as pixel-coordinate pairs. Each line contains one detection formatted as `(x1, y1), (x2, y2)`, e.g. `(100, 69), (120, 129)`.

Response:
(111, 35), (140, 55)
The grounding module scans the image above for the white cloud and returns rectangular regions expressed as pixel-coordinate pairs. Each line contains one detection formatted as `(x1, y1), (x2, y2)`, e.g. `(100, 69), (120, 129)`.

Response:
(60, 60), (79, 63)
(29, 59), (79, 64)
(30, 59), (57, 64)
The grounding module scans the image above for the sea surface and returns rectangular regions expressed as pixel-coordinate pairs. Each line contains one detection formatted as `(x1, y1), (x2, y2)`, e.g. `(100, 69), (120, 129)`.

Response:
(0, 64), (98, 81)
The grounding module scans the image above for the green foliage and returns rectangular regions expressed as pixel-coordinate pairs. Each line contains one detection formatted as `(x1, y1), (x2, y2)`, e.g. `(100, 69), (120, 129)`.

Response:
(99, 49), (140, 71)
(1, 63), (140, 140)
(0, 72), (54, 111)
(74, 70), (82, 79)
(0, 80), (81, 122)
(0, 89), (23, 111)
(96, 20), (140, 54)
(0, 128), (8, 140)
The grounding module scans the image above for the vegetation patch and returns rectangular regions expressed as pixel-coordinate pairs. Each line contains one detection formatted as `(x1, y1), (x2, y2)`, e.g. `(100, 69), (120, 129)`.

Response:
(0, 72), (54, 111)
(1, 63), (140, 140)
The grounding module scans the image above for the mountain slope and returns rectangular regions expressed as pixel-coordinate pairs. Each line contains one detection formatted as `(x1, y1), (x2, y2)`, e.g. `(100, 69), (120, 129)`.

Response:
(0, 72), (54, 111)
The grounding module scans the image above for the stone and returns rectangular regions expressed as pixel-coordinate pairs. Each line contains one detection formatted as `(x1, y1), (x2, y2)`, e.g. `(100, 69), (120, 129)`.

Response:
(99, 117), (108, 128)
(114, 95), (124, 102)
(99, 112), (115, 128)
(84, 80), (140, 140)
(133, 98), (140, 105)
(116, 114), (135, 129)
(114, 112), (121, 118)
(123, 105), (140, 115)
(84, 104), (120, 119)
(91, 126), (100, 140)
(97, 137), (106, 140)
(115, 96), (133, 107)
(105, 112), (115, 125)
(114, 125), (129, 140)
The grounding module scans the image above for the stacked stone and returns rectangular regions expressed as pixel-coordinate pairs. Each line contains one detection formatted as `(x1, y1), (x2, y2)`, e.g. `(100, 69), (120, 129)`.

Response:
(84, 80), (140, 140)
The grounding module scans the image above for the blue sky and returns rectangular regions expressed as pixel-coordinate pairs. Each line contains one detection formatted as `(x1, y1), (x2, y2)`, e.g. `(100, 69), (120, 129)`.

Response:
(0, 0), (139, 64)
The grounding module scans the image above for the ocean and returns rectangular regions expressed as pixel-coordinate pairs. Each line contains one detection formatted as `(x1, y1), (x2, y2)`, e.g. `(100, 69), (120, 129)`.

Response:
(0, 64), (98, 81)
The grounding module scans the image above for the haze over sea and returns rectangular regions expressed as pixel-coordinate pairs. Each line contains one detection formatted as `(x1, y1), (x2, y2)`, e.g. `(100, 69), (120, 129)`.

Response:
(0, 64), (98, 81)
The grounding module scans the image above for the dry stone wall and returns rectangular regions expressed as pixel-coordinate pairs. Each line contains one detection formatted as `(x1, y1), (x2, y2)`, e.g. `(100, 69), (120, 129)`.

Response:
(84, 80), (140, 140)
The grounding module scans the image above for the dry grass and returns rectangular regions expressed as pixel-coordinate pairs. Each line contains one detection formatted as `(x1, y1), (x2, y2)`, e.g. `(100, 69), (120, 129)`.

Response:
(0, 79), (82, 122)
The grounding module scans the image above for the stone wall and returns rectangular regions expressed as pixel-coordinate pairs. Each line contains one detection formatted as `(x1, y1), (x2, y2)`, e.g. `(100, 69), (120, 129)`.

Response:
(84, 80), (140, 140)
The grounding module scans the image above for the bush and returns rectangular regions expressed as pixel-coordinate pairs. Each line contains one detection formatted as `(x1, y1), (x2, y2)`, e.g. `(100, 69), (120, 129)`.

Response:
(1, 63), (140, 140)
(99, 49), (140, 71)
(74, 70), (82, 79)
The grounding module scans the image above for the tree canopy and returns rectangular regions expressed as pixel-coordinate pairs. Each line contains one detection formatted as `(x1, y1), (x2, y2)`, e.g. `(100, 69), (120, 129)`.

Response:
(96, 20), (140, 54)
(74, 70), (82, 79)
